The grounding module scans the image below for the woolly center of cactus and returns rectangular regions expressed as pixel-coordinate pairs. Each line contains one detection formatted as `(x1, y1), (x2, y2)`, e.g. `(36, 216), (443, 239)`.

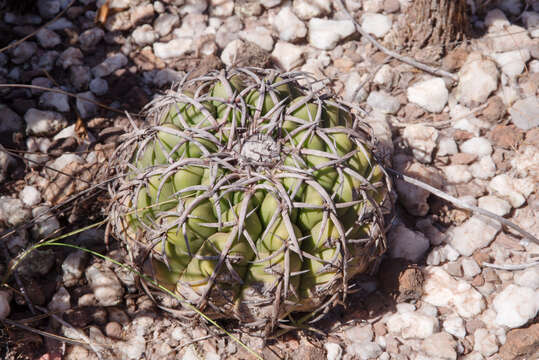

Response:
(238, 134), (280, 166)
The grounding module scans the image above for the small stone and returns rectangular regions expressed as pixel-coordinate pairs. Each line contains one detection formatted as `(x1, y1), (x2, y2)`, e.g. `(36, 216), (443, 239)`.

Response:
(39, 91), (70, 112)
(293, 0), (331, 20)
(494, 49), (531, 77)
(386, 311), (438, 339)
(388, 223), (430, 262)
(89, 78), (108, 96)
(514, 267), (539, 290)
(477, 195), (511, 216)
(408, 77), (449, 113)
(461, 258), (481, 278)
(48, 286), (70, 314)
(121, 336), (146, 360)
(444, 261), (463, 277)
(470, 156), (496, 180)
(210, 0), (234, 16)
(499, 323), (539, 360)
(0, 106), (23, 134)
(488, 174), (525, 208)
(86, 263), (124, 306)
(239, 26), (274, 52)
(271, 6), (307, 42)
(344, 325), (374, 343)
(0, 291), (11, 320)
(132, 24), (158, 46)
(325, 342), (342, 360)
(347, 342), (382, 360)
(31, 205), (61, 238)
(447, 215), (501, 256)
(493, 284), (539, 328)
(344, 72), (369, 103)
(367, 90), (400, 114)
(402, 124), (439, 163)
(79, 27), (104, 51)
(92, 53), (128, 77)
(509, 97), (539, 131)
(460, 137), (492, 156)
(57, 47), (83, 69)
(451, 153), (478, 165)
(38, 0), (61, 19)
(437, 136), (458, 156)
(423, 267), (485, 317)
(485, 9), (509, 28)
(474, 328), (499, 357)
(443, 164), (472, 183)
(456, 53), (499, 107)
(70, 65), (91, 91)
(153, 69), (184, 87)
(271, 41), (304, 71)
(76, 91), (97, 119)
(308, 18), (355, 50)
(36, 28), (61, 48)
(0, 197), (31, 227)
(216, 15), (242, 48)
(24, 108), (67, 136)
(421, 332), (457, 360)
(220, 39), (243, 67)
(153, 38), (193, 59)
(19, 186), (41, 207)
(443, 314), (466, 339)
(62, 251), (89, 287)
(153, 13), (179, 37)
(373, 64), (395, 87)
(10, 41), (37, 64)
(361, 13), (392, 38)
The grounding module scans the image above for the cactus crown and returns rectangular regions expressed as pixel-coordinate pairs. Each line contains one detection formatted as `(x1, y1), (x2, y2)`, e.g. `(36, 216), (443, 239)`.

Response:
(110, 68), (393, 333)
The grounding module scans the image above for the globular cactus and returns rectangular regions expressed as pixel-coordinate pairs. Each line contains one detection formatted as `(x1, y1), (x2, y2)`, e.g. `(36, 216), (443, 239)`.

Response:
(110, 68), (393, 333)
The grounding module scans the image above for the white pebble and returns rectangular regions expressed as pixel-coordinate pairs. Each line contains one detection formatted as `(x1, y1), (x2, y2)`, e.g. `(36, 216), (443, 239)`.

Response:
(478, 195), (511, 216)
(271, 7), (307, 42)
(443, 165), (472, 184)
(308, 18), (355, 50)
(19, 186), (41, 206)
(402, 124), (439, 163)
(437, 136), (458, 156)
(325, 342), (342, 360)
(493, 284), (539, 328)
(220, 39), (243, 67)
(361, 13), (392, 38)
(461, 258), (481, 278)
(460, 137), (492, 156)
(514, 267), (539, 290)
(491, 49), (530, 78)
(407, 78), (448, 113)
(473, 328), (499, 357)
(86, 263), (124, 306)
(488, 174), (525, 208)
(367, 90), (400, 115)
(239, 26), (274, 52)
(456, 54), (499, 106)
(293, 0), (331, 20)
(386, 311), (438, 339)
(271, 41), (304, 71)
(132, 24), (158, 46)
(470, 156), (496, 180)
(48, 286), (71, 313)
(62, 251), (89, 287)
(443, 314), (466, 339)
(447, 215), (501, 256)
(347, 342), (382, 360)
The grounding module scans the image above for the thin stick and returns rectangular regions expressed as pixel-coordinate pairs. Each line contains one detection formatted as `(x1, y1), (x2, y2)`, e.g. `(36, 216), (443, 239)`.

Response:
(482, 261), (539, 271)
(336, 0), (459, 81)
(0, 0), (76, 54)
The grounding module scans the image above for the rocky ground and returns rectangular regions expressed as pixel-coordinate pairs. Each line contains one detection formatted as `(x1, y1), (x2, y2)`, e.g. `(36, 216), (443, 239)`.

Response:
(0, 0), (538, 359)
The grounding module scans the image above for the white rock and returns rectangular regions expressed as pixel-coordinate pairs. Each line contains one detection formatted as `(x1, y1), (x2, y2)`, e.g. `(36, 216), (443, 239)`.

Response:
(492, 49), (530, 78)
(271, 41), (304, 71)
(62, 251), (89, 287)
(79, 27), (104, 51)
(19, 186), (41, 207)
(522, 11), (539, 37)
(308, 18), (355, 50)
(386, 311), (438, 339)
(325, 342), (342, 360)
(0, 291), (11, 320)
(347, 342), (382, 360)
(153, 38), (193, 59)
(373, 64), (395, 87)
(460, 137), (492, 156)
(388, 223), (430, 262)
(443, 165), (472, 184)
(344, 72), (369, 103)
(31, 205), (61, 238)
(367, 90), (400, 114)
(529, 60), (539, 73)
(470, 156), (496, 180)
(461, 258), (481, 278)
(423, 267), (485, 317)
(484, 9), (509, 28)
(514, 267), (539, 290)
(153, 13), (179, 37)
(473, 329), (498, 357)
(132, 24), (158, 46)
(86, 263), (124, 306)
(488, 174), (525, 208)
(48, 286), (71, 313)
(477, 195), (511, 216)
(92, 53), (127, 77)
(24, 108), (67, 136)
(397, 303), (416, 314)
(407, 78), (448, 113)
(402, 124), (438, 163)
(421, 332), (457, 360)
(221, 39), (243, 67)
(456, 54), (499, 106)
(361, 13), (392, 38)
(363, 110), (393, 155)
(343, 325), (374, 343)
(293, 0), (331, 20)
(76, 91), (97, 119)
(89, 77), (108, 96)
(49, 154), (82, 172)
(509, 97), (539, 131)
(0, 196), (31, 227)
(153, 69), (184, 87)
(122, 336), (146, 360)
(36, 28), (61, 48)
(462, 352), (485, 360)
(447, 216), (501, 256)
(261, 0), (281, 8)
(494, 284), (538, 328)
(443, 314), (466, 339)
(239, 26), (274, 52)
(437, 136), (458, 156)
(39, 91), (69, 112)
(271, 7), (307, 42)
(453, 118), (480, 136)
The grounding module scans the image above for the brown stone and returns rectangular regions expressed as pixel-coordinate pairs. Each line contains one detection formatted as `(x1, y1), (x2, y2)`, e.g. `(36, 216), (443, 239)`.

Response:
(471, 274), (484, 287)
(453, 129), (474, 141)
(132, 47), (166, 71)
(465, 319), (486, 335)
(442, 47), (469, 71)
(450, 152), (478, 165)
(480, 96), (505, 123)
(373, 321), (387, 337)
(105, 321), (123, 339)
(483, 268), (501, 284)
(499, 323), (539, 360)
(490, 125), (524, 149)
(472, 250), (492, 266)
(379, 258), (424, 302)
(525, 127), (539, 147)
(383, 0), (400, 13)
(333, 57), (355, 72)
